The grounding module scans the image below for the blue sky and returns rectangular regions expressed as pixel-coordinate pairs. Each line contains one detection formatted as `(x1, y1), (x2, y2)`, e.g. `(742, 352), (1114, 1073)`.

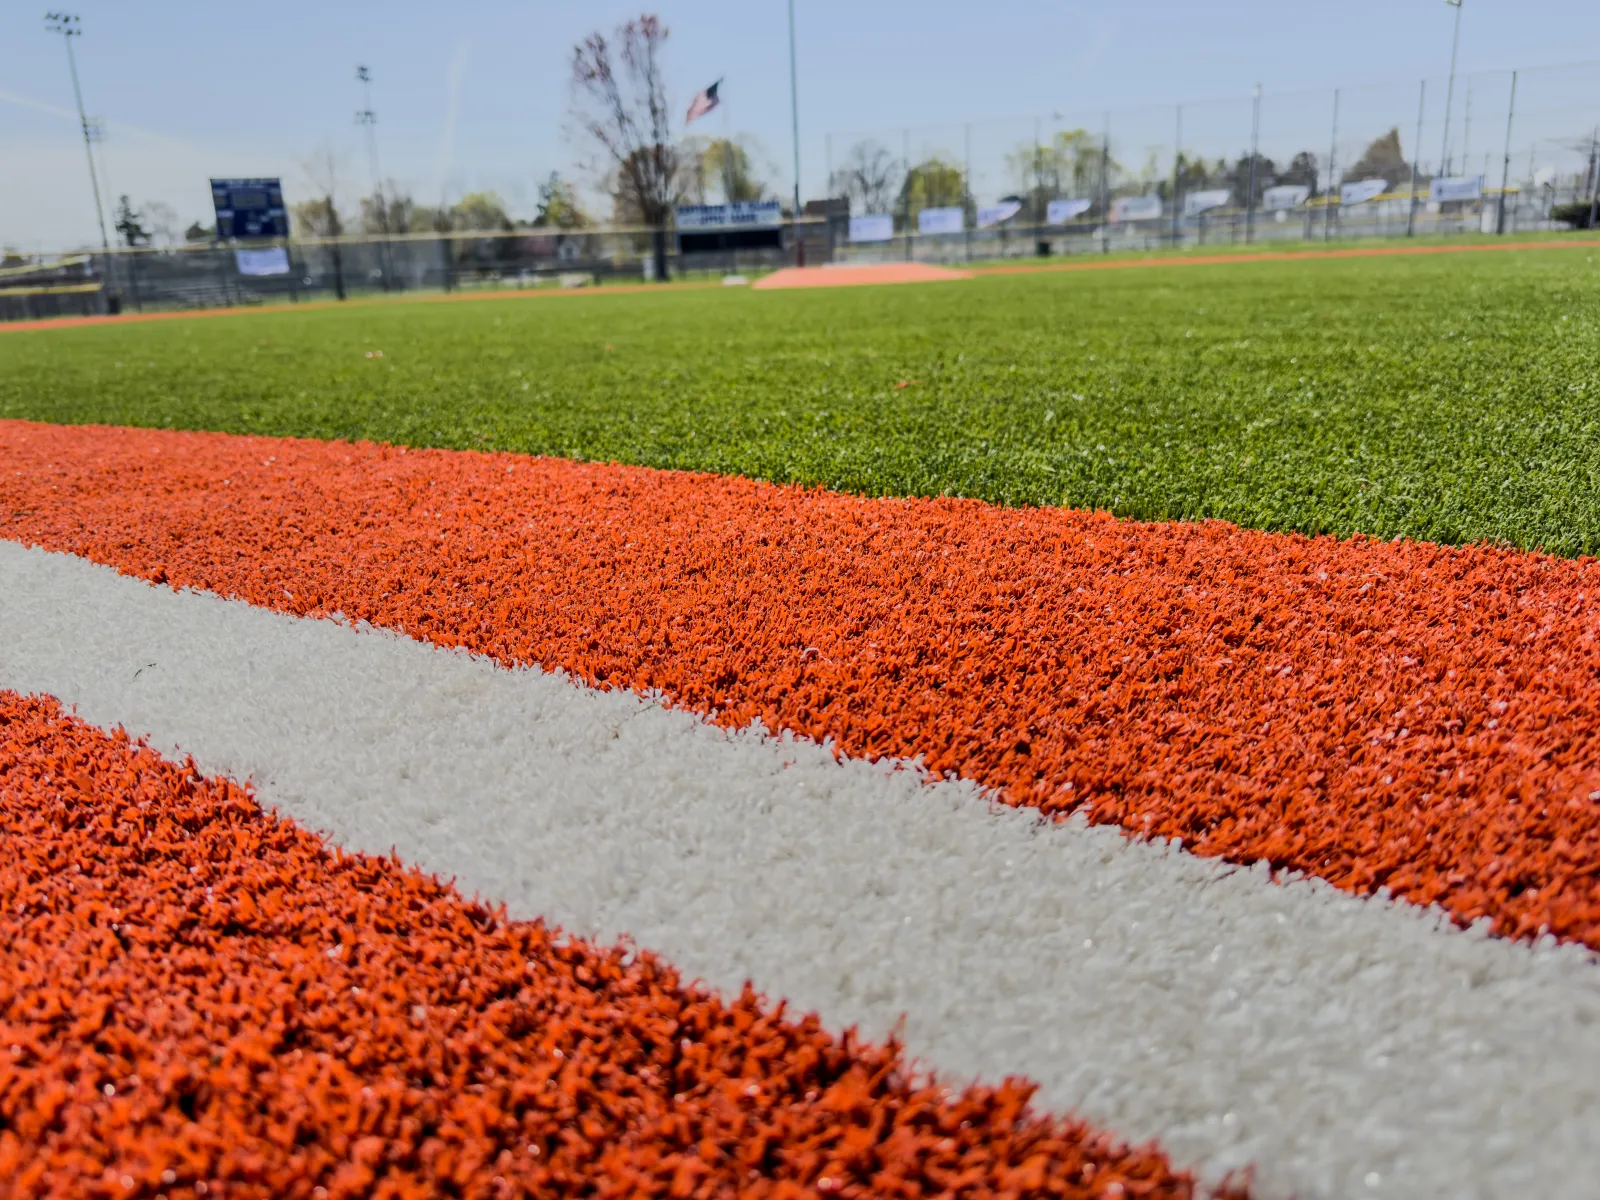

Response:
(3, 1), (1598, 249)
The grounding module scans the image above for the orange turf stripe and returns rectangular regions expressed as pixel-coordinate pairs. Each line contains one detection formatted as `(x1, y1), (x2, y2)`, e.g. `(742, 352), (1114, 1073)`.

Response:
(0, 690), (1220, 1199)
(4, 420), (1600, 950)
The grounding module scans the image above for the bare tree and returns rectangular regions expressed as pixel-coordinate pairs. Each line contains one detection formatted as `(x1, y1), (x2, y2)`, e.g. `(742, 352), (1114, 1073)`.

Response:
(829, 140), (900, 215)
(568, 14), (678, 280)
(296, 150), (348, 300)
(143, 201), (180, 247)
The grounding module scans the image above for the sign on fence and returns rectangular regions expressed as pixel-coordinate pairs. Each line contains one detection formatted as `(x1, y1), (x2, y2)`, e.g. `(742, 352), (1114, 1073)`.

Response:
(1340, 179), (1388, 206)
(848, 214), (894, 243)
(1183, 189), (1231, 217)
(1430, 175), (1483, 203)
(675, 201), (783, 229)
(1263, 185), (1310, 210)
(976, 201), (1023, 229)
(917, 207), (964, 235)
(1111, 195), (1163, 222)
(210, 178), (289, 239)
(1047, 198), (1093, 224)
(234, 247), (290, 276)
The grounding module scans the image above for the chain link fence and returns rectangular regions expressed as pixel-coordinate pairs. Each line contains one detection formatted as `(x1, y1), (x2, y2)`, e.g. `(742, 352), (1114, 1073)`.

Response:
(823, 60), (1600, 264)
(5, 61), (1597, 320)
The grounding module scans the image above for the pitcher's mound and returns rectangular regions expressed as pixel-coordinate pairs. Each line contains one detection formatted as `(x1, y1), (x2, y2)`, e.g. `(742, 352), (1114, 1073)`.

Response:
(754, 262), (974, 290)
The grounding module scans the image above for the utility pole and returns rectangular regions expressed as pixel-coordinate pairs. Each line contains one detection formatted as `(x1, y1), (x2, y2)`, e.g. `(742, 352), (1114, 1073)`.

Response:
(1100, 112), (1111, 255)
(1497, 70), (1517, 235)
(1439, 0), (1464, 177)
(44, 13), (109, 253)
(355, 65), (391, 290)
(1171, 105), (1183, 247)
(1326, 88), (1340, 242)
(1246, 84), (1261, 244)
(1589, 126), (1600, 233)
(1407, 80), (1426, 236)
(787, 0), (804, 265)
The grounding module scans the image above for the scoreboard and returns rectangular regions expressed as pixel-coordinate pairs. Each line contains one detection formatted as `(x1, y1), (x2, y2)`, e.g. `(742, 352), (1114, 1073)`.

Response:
(210, 178), (289, 239)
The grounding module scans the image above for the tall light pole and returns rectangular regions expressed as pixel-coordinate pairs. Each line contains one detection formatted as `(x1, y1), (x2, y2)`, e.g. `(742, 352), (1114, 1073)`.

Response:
(1439, 0), (1464, 178)
(787, 0), (803, 263)
(44, 12), (109, 252)
(355, 65), (391, 289)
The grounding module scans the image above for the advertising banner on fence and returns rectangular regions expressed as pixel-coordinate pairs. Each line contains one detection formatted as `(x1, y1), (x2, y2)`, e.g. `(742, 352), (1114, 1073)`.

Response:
(1340, 179), (1388, 206)
(976, 201), (1023, 229)
(1263, 185), (1310, 211)
(1430, 175), (1483, 203)
(1047, 198), (1093, 224)
(675, 201), (783, 230)
(234, 247), (290, 276)
(1183, 189), (1231, 217)
(1111, 195), (1163, 222)
(917, 206), (965, 235)
(848, 214), (894, 243)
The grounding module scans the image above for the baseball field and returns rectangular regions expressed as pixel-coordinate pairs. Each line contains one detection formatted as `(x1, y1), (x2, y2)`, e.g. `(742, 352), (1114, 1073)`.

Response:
(3, 241), (1600, 1199)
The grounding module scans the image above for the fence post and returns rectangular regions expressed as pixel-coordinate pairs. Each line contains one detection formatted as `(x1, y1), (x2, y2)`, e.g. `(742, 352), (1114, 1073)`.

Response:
(1325, 88), (1340, 242)
(1407, 80), (1426, 237)
(1497, 70), (1518, 235)
(1246, 84), (1261, 244)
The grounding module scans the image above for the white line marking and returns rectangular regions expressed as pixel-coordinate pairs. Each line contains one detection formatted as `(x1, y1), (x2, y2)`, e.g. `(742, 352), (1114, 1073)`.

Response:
(3, 540), (1598, 1199)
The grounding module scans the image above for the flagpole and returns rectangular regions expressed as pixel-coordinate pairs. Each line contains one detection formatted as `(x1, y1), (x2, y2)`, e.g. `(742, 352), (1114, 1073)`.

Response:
(787, 0), (803, 265)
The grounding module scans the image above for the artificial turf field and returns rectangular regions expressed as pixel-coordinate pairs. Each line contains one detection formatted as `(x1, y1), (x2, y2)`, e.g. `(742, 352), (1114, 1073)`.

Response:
(4, 242), (1599, 552)
(6, 243), (1600, 1199)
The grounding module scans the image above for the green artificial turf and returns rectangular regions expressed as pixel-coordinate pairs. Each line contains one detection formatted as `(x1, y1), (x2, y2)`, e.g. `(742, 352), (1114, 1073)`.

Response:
(4, 244), (1599, 553)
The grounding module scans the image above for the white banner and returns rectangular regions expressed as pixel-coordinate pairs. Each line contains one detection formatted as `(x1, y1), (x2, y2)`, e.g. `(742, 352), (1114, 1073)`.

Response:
(917, 206), (964, 235)
(234, 247), (290, 276)
(1340, 179), (1387, 206)
(848, 213), (894, 243)
(1047, 198), (1093, 224)
(1111, 194), (1163, 222)
(1430, 175), (1483, 203)
(1183, 189), (1231, 217)
(675, 201), (783, 230)
(1263, 184), (1310, 211)
(976, 200), (1023, 229)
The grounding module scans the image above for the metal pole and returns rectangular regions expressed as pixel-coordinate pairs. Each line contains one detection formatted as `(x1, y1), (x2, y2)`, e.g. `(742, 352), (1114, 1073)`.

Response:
(964, 122), (973, 262)
(1100, 111), (1111, 254)
(1246, 84), (1261, 244)
(356, 65), (390, 290)
(1589, 126), (1600, 233)
(45, 14), (110, 253)
(1462, 78), (1474, 179)
(903, 128), (912, 260)
(1326, 88), (1339, 241)
(1497, 70), (1517, 235)
(1407, 79), (1426, 236)
(788, 0), (803, 264)
(1171, 105), (1182, 246)
(1440, 0), (1464, 177)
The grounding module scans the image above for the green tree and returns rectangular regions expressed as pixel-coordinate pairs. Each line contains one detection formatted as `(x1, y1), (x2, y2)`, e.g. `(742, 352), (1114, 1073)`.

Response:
(897, 156), (969, 229)
(1342, 128), (1409, 188)
(694, 138), (768, 204)
(534, 172), (592, 228)
(113, 195), (150, 247)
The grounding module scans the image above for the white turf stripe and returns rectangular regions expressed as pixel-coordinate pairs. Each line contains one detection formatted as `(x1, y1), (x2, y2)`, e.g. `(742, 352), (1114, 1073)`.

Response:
(4, 542), (1599, 1200)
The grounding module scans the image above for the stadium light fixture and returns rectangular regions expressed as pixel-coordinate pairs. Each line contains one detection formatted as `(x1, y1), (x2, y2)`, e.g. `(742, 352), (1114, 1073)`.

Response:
(43, 11), (110, 252)
(1439, 0), (1464, 178)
